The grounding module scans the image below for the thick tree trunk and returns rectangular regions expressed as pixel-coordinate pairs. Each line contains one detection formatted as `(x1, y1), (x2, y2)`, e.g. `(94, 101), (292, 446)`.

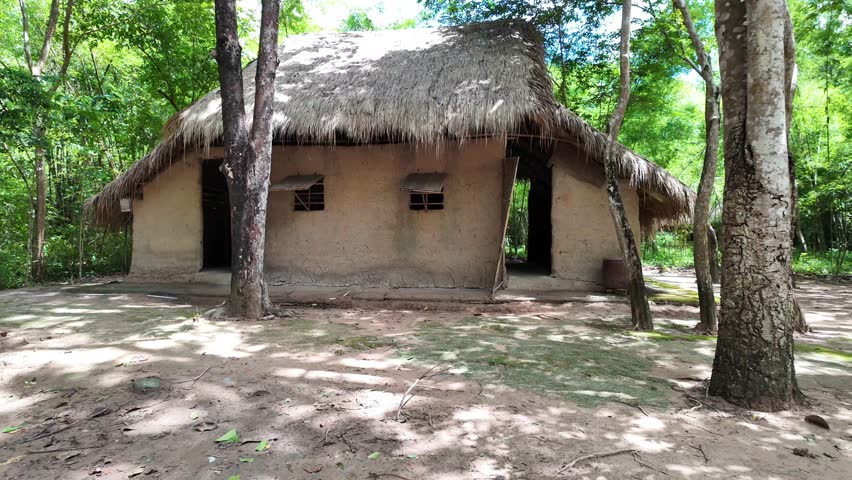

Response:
(214, 0), (280, 319)
(604, 0), (653, 331)
(708, 0), (801, 411)
(675, 0), (720, 333)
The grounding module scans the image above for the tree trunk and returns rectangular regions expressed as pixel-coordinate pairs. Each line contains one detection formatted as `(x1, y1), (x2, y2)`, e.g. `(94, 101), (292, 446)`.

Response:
(603, 0), (653, 331)
(707, 225), (721, 283)
(31, 116), (47, 281)
(214, 0), (280, 319)
(18, 0), (72, 283)
(675, 0), (719, 334)
(708, 0), (801, 411)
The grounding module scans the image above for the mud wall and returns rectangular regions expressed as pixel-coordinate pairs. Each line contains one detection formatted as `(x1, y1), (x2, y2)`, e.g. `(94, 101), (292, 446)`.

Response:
(551, 144), (641, 289)
(131, 154), (202, 275)
(265, 139), (507, 288)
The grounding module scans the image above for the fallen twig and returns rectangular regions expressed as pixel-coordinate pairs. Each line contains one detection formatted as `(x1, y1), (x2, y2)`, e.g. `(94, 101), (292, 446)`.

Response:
(614, 400), (648, 416)
(339, 428), (357, 453)
(368, 473), (412, 480)
(25, 444), (105, 455)
(6, 407), (113, 447)
(321, 426), (333, 446)
(632, 452), (670, 476)
(555, 448), (636, 474)
(396, 364), (451, 421)
(679, 419), (722, 436)
(689, 444), (709, 463)
(174, 365), (212, 388)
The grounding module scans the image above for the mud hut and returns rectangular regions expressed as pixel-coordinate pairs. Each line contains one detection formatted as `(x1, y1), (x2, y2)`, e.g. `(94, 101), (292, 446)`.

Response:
(86, 20), (693, 291)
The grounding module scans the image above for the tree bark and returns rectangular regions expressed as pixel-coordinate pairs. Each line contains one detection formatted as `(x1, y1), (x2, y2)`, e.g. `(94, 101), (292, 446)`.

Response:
(604, 0), (653, 331)
(708, 0), (801, 411)
(214, 0), (280, 319)
(31, 118), (47, 281)
(707, 225), (720, 283)
(675, 0), (720, 333)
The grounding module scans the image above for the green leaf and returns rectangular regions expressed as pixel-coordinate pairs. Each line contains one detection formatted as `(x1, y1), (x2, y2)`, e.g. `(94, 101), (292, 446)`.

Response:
(227, 476), (240, 480)
(215, 429), (240, 444)
(2, 425), (23, 434)
(406, 453), (418, 459)
(239, 457), (254, 463)
(255, 439), (270, 451)
(367, 452), (381, 460)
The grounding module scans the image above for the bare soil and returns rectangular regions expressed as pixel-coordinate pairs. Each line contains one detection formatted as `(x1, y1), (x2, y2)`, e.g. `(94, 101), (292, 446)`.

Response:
(0, 278), (850, 480)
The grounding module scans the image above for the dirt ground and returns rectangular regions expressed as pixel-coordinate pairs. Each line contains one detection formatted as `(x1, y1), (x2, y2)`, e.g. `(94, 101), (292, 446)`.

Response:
(0, 277), (850, 480)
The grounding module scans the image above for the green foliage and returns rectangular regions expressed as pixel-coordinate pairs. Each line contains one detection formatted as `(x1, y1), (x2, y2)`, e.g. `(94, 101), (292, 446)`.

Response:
(0, 1), (312, 289)
(794, 250), (852, 276)
(341, 8), (377, 31)
(642, 231), (694, 269)
(505, 179), (529, 259)
(789, 0), (852, 254)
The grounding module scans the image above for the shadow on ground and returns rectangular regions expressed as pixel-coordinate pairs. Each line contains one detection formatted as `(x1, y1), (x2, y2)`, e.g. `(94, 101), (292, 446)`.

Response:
(0, 281), (850, 479)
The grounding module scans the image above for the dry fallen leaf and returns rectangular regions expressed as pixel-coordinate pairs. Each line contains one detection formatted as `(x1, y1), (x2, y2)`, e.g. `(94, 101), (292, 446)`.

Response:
(0, 455), (25, 467)
(194, 422), (216, 432)
(805, 414), (830, 431)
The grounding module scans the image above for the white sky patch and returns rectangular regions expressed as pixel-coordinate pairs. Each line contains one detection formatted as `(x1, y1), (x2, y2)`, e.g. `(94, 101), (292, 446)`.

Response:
(238, 0), (424, 32)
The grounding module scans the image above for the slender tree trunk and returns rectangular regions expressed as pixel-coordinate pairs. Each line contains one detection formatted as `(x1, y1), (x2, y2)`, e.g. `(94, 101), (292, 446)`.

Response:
(31, 116), (47, 281)
(675, 0), (719, 333)
(214, 0), (280, 319)
(18, 0), (71, 283)
(708, 0), (801, 411)
(603, 0), (653, 331)
(707, 225), (720, 283)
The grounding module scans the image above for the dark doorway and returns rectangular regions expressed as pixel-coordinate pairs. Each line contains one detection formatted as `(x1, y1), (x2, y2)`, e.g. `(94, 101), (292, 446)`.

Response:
(202, 160), (231, 269)
(505, 139), (553, 276)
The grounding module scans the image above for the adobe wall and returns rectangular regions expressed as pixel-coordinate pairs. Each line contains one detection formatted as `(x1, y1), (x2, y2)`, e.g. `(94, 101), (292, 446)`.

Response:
(265, 139), (507, 288)
(130, 154), (203, 275)
(551, 143), (641, 290)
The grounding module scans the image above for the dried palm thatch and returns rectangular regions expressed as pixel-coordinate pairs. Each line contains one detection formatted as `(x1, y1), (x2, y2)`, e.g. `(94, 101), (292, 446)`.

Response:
(86, 20), (692, 229)
(554, 106), (695, 230)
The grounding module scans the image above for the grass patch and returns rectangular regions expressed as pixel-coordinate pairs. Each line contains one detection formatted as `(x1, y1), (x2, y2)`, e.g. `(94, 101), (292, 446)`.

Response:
(264, 318), (394, 352)
(340, 335), (396, 351)
(645, 279), (719, 306)
(795, 343), (852, 362)
(794, 250), (852, 276)
(626, 331), (715, 342)
(402, 317), (670, 407)
(627, 331), (851, 363)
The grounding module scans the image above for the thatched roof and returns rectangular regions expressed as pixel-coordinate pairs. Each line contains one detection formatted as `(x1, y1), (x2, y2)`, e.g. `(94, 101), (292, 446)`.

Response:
(86, 20), (693, 228)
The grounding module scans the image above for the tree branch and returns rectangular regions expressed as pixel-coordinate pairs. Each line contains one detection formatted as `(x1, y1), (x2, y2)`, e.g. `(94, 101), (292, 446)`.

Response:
(673, 0), (713, 83)
(17, 0), (34, 72)
(251, 0), (281, 151)
(34, 0), (61, 76)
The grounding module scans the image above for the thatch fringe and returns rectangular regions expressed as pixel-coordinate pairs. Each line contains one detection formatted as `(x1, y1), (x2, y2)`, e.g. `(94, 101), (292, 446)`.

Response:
(554, 106), (694, 230)
(85, 20), (693, 230)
